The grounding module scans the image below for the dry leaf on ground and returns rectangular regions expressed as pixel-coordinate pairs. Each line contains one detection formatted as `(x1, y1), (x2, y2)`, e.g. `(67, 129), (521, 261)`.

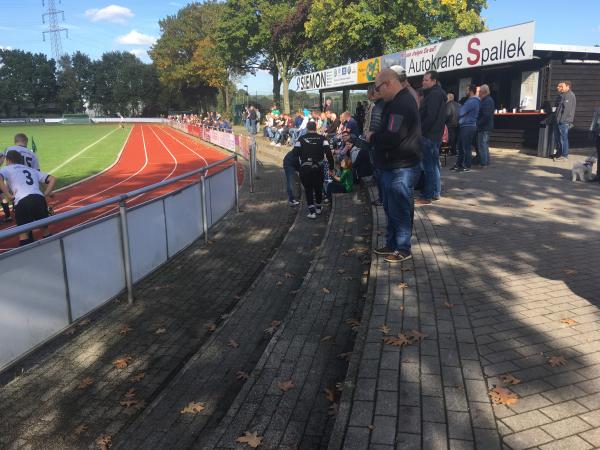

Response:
(180, 401), (206, 414)
(560, 318), (577, 326)
(489, 386), (518, 405)
(284, 272), (295, 279)
(79, 319), (91, 326)
(342, 276), (354, 281)
(324, 387), (337, 403)
(63, 327), (77, 336)
(367, 425), (375, 432)
(337, 352), (352, 361)
(235, 431), (263, 448)
(119, 325), (132, 335)
(562, 268), (578, 276)
(131, 372), (145, 382)
(499, 373), (521, 385)
(276, 281), (283, 286)
(328, 403), (339, 416)
(548, 355), (567, 367)
(120, 399), (145, 410)
(378, 324), (391, 335)
(407, 330), (428, 343)
(277, 380), (296, 392)
(264, 320), (282, 335)
(206, 323), (217, 332)
(383, 333), (411, 347)
(320, 335), (334, 343)
(77, 377), (94, 389)
(337, 269), (346, 274)
(228, 340), (240, 349)
(123, 388), (136, 399)
(322, 287), (331, 294)
(398, 282), (408, 289)
(345, 318), (361, 330)
(112, 357), (132, 369)
(442, 302), (455, 309)
(73, 424), (88, 436)
(155, 328), (167, 335)
(96, 434), (112, 450)
(236, 371), (250, 381)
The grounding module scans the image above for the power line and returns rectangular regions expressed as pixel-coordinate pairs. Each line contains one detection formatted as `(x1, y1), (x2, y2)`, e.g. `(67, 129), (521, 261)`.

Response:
(42, 0), (68, 61)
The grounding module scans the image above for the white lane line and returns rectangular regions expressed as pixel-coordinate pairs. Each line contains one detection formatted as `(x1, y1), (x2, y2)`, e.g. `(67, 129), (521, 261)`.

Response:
(157, 126), (211, 174)
(53, 125), (149, 213)
(49, 127), (121, 174)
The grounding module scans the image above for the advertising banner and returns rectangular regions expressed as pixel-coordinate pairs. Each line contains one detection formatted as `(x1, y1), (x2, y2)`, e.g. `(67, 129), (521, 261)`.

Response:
(357, 58), (381, 84)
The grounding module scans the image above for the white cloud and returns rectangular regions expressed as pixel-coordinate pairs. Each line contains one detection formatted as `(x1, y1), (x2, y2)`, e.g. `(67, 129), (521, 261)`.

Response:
(116, 30), (156, 46)
(85, 5), (134, 25)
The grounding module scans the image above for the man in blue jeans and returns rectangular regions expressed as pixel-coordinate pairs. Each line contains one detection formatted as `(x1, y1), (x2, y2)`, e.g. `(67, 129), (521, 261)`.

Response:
(366, 67), (422, 263)
(416, 70), (446, 205)
(453, 84), (480, 172)
(283, 150), (301, 206)
(477, 84), (495, 167)
(553, 81), (576, 161)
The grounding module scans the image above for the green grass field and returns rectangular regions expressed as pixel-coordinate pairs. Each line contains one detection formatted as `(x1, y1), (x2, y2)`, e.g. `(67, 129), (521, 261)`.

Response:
(0, 124), (132, 189)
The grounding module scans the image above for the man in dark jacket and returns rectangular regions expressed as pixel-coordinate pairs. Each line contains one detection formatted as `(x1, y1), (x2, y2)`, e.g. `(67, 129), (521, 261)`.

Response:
(292, 121), (334, 219)
(283, 150), (301, 206)
(417, 70), (447, 204)
(364, 84), (385, 205)
(366, 67), (421, 263)
(553, 81), (576, 161)
(446, 93), (460, 156)
(476, 84), (495, 167)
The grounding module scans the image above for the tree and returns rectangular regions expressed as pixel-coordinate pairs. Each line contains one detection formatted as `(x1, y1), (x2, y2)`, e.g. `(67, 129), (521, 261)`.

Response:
(57, 55), (83, 113)
(305, 0), (487, 69)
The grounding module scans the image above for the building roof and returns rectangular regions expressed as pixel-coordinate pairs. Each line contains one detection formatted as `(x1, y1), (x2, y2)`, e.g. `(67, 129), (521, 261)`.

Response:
(534, 43), (600, 55)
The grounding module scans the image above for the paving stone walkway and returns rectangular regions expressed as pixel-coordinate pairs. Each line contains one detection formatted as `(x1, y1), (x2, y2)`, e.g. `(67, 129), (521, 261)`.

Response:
(0, 159), (299, 450)
(330, 150), (600, 450)
(198, 189), (371, 450)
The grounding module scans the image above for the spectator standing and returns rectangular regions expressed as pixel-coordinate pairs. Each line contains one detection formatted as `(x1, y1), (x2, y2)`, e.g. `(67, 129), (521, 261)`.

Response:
(366, 68), (422, 263)
(454, 84), (480, 172)
(292, 121), (334, 219)
(553, 81), (576, 161)
(322, 98), (334, 113)
(283, 150), (301, 205)
(477, 84), (495, 168)
(445, 93), (460, 155)
(248, 106), (258, 135)
(364, 84), (385, 206)
(416, 70), (447, 205)
(591, 106), (600, 181)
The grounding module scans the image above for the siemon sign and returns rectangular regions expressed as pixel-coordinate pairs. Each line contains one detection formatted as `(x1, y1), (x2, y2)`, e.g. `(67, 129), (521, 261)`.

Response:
(293, 22), (535, 91)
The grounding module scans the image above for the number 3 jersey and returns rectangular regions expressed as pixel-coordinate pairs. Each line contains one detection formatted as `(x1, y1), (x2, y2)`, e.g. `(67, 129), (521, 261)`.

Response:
(0, 164), (50, 205)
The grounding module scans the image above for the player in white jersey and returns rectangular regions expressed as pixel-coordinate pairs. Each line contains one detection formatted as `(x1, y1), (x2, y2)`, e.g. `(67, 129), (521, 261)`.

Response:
(0, 150), (56, 246)
(0, 133), (41, 223)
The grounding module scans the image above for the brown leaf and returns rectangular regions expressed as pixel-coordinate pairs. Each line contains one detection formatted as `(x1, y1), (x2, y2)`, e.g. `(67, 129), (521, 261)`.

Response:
(442, 302), (455, 309)
(327, 403), (339, 416)
(400, 267), (412, 272)
(236, 371), (250, 381)
(206, 323), (217, 332)
(499, 373), (521, 385)
(337, 269), (346, 274)
(236, 431), (263, 448)
(123, 388), (136, 399)
(276, 281), (283, 286)
(119, 399), (145, 410)
(112, 357), (132, 369)
(77, 377), (94, 389)
(560, 318), (577, 326)
(73, 424), (88, 436)
(383, 333), (411, 347)
(345, 318), (361, 330)
(207, 239), (216, 245)
(119, 324), (132, 335)
(337, 352), (352, 361)
(378, 324), (391, 335)
(155, 328), (167, 335)
(407, 329), (428, 343)
(180, 401), (206, 414)
(264, 320), (282, 335)
(233, 295), (242, 300)
(79, 319), (91, 326)
(322, 287), (331, 294)
(324, 387), (337, 403)
(548, 355), (567, 367)
(96, 434), (112, 450)
(347, 246), (370, 255)
(284, 272), (295, 279)
(398, 282), (408, 289)
(131, 372), (145, 382)
(228, 339), (240, 349)
(320, 335), (334, 343)
(277, 379), (296, 392)
(489, 386), (518, 405)
(367, 424), (375, 432)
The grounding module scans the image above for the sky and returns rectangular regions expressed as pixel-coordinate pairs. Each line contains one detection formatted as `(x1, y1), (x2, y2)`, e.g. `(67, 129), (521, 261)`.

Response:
(0, 0), (599, 93)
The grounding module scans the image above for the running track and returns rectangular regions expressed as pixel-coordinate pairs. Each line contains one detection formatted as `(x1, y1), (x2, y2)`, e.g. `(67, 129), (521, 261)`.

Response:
(0, 124), (243, 251)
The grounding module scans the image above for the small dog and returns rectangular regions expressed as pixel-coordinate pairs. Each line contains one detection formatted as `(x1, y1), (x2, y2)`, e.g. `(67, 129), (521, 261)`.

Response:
(571, 156), (597, 182)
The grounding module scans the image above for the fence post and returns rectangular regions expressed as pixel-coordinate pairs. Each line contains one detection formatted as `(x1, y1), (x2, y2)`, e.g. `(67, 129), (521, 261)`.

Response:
(201, 174), (209, 244)
(59, 239), (73, 323)
(247, 135), (255, 193)
(118, 200), (134, 305)
(233, 154), (240, 213)
(251, 135), (258, 178)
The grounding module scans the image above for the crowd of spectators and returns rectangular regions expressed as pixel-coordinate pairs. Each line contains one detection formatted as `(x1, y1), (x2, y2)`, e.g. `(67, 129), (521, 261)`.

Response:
(168, 112), (232, 131)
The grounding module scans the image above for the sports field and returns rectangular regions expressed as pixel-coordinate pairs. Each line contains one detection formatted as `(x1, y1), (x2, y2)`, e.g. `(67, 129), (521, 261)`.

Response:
(0, 124), (132, 189)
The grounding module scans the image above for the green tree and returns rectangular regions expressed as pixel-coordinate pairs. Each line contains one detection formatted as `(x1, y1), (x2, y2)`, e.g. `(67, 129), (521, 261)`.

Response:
(305, 0), (488, 69)
(57, 55), (83, 113)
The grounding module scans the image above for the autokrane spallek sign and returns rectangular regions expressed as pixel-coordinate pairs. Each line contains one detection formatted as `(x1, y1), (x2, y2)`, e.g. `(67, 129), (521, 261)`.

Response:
(405, 22), (535, 77)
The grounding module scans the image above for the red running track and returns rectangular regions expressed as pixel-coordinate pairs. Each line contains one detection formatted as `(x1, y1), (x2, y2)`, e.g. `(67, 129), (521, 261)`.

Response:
(0, 124), (242, 251)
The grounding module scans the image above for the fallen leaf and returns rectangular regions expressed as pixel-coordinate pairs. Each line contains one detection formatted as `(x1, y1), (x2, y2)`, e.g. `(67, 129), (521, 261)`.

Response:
(562, 268), (578, 276)
(119, 324), (132, 335)
(383, 333), (411, 347)
(342, 276), (354, 281)
(155, 328), (167, 334)
(207, 239), (216, 245)
(442, 302), (455, 309)
(96, 434), (112, 450)
(322, 288), (331, 294)
(489, 386), (518, 405)
(119, 399), (145, 410)
(320, 335), (334, 343)
(324, 387), (337, 403)
(400, 267), (412, 272)
(367, 425), (375, 432)
(112, 357), (132, 369)
(124, 388), (137, 399)
(560, 318), (577, 326)
(276, 281), (283, 286)
(346, 246), (369, 255)
(378, 324), (391, 335)
(264, 320), (282, 335)
(235, 431), (263, 448)
(548, 355), (567, 367)
(328, 403), (339, 416)
(277, 379), (296, 392)
(77, 377), (94, 389)
(344, 318), (361, 331)
(398, 282), (408, 289)
(337, 352), (352, 361)
(79, 319), (91, 326)
(407, 329), (428, 343)
(63, 327), (77, 336)
(73, 424), (88, 436)
(228, 340), (240, 349)
(206, 324), (217, 332)
(236, 371), (250, 381)
(284, 272), (295, 279)
(180, 401), (206, 414)
(131, 372), (145, 382)
(337, 269), (346, 274)
(233, 295), (242, 300)
(499, 373), (521, 385)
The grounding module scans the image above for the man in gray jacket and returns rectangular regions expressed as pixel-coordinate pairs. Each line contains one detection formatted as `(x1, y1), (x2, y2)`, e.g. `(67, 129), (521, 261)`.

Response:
(553, 81), (576, 161)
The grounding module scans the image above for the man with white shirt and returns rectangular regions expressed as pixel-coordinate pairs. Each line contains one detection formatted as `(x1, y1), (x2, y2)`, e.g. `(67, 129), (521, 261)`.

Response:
(0, 150), (56, 246)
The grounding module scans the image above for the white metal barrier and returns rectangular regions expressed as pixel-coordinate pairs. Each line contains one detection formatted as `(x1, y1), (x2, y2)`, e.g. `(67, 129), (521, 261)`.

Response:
(0, 157), (238, 372)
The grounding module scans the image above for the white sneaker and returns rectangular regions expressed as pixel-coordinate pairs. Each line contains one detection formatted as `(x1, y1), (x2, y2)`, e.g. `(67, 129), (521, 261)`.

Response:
(288, 199), (300, 206)
(315, 206), (323, 215)
(307, 212), (317, 219)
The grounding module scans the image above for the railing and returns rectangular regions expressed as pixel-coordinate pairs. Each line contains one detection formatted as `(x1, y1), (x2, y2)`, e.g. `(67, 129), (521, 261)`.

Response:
(0, 154), (239, 371)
